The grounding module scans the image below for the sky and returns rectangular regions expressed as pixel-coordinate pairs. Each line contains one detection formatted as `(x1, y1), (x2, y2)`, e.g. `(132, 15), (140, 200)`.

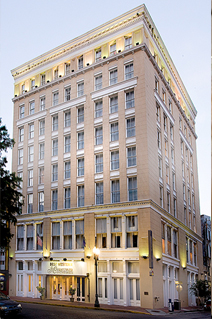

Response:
(0, 0), (211, 217)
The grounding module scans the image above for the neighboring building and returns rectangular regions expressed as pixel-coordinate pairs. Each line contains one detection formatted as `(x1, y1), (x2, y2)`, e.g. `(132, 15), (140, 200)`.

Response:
(0, 248), (9, 295)
(9, 5), (203, 308)
(201, 215), (211, 279)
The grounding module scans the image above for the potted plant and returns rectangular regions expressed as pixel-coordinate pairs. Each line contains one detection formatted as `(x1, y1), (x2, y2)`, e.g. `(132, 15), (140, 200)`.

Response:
(69, 286), (76, 302)
(36, 286), (45, 300)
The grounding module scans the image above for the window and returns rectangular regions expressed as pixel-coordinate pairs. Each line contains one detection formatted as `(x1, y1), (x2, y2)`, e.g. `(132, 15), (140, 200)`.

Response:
(54, 69), (58, 80)
(194, 243), (197, 266)
(28, 194), (33, 213)
(95, 75), (102, 90)
(158, 158), (162, 178)
(96, 182), (103, 205)
(41, 74), (45, 86)
(95, 154), (103, 173)
(38, 192), (44, 212)
(64, 111), (71, 127)
(126, 117), (135, 137)
(77, 132), (84, 150)
(188, 189), (190, 206)
(110, 122), (119, 141)
(52, 189), (58, 210)
(27, 225), (33, 250)
(169, 100), (172, 113)
(173, 230), (177, 258)
(52, 222), (60, 249)
(28, 169), (33, 187)
(180, 140), (183, 155)
(160, 187), (163, 207)
(77, 82), (84, 97)
(65, 86), (71, 101)
(53, 91), (59, 106)
(29, 101), (35, 115)
(19, 127), (24, 142)
(78, 56), (83, 69)
(173, 198), (177, 217)
(37, 223), (43, 250)
(184, 207), (187, 225)
(38, 167), (44, 184)
(65, 63), (70, 75)
(161, 223), (165, 254)
(64, 161), (70, 179)
(172, 172), (176, 190)
(110, 69), (117, 85)
(166, 166), (169, 184)
(52, 164), (58, 181)
(111, 151), (119, 170)
(164, 114), (167, 132)
(167, 226), (171, 255)
(39, 143), (45, 160)
(64, 135), (71, 153)
(96, 219), (107, 248)
(17, 226), (24, 250)
(22, 84), (25, 94)
(126, 216), (138, 248)
(170, 125), (173, 140)
(126, 90), (134, 108)
(183, 184), (186, 201)
(157, 131), (161, 149)
(156, 105), (160, 122)
(95, 100), (103, 118)
(110, 95), (118, 113)
(110, 43), (116, 55)
(19, 105), (25, 119)
(77, 106), (84, 123)
(111, 180), (120, 203)
(128, 177), (137, 201)
(125, 37), (132, 50)
(78, 186), (84, 207)
(64, 188), (71, 209)
(171, 148), (174, 164)
(18, 172), (23, 189)
(75, 220), (84, 248)
(95, 48), (101, 62)
(162, 90), (166, 103)
(165, 140), (168, 157)
(125, 63), (134, 80)
(95, 126), (103, 145)
(186, 238), (189, 262)
(77, 158), (84, 176)
(39, 119), (45, 136)
(64, 221), (72, 249)
(28, 146), (34, 162)
(190, 240), (193, 264)
(18, 149), (23, 165)
(28, 123), (34, 139)
(52, 115), (58, 131)
(155, 77), (159, 92)
(167, 193), (170, 213)
(52, 139), (58, 156)
(40, 97), (45, 110)
(111, 217), (122, 248)
(127, 147), (136, 167)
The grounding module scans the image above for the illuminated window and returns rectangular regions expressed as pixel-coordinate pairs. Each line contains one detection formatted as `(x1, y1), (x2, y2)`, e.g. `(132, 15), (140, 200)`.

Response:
(65, 63), (70, 74)
(110, 43), (116, 55)
(125, 36), (132, 49)
(161, 223), (165, 254)
(78, 56), (83, 69)
(95, 48), (101, 62)
(41, 74), (45, 85)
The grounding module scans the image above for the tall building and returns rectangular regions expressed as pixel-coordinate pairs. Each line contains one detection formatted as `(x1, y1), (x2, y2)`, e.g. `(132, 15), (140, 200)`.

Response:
(201, 215), (211, 279)
(9, 5), (203, 308)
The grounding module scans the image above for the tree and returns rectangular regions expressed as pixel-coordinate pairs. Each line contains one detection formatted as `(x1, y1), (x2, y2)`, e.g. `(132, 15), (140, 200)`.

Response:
(189, 279), (211, 304)
(0, 119), (23, 249)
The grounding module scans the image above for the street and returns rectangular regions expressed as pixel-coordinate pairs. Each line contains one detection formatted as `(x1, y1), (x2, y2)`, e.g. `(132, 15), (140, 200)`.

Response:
(18, 303), (211, 319)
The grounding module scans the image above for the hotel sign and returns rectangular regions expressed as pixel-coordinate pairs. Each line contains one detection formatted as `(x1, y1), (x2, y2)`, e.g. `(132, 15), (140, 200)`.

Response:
(43, 261), (87, 276)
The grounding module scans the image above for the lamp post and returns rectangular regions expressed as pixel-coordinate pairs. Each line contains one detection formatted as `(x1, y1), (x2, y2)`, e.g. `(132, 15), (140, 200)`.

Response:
(93, 246), (100, 307)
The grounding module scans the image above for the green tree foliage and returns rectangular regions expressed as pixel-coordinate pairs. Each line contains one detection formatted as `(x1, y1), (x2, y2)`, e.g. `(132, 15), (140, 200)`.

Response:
(0, 119), (23, 248)
(189, 279), (211, 300)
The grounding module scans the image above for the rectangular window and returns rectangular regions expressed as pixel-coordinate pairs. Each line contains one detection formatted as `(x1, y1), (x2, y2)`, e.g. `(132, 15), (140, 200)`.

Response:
(22, 84), (25, 94)
(64, 188), (71, 209)
(126, 117), (135, 137)
(37, 223), (43, 250)
(183, 184), (186, 200)
(110, 43), (116, 55)
(64, 221), (72, 249)
(111, 180), (120, 203)
(52, 164), (58, 181)
(110, 122), (119, 141)
(95, 154), (103, 173)
(52, 139), (58, 156)
(28, 169), (33, 187)
(78, 186), (84, 207)
(77, 132), (84, 150)
(111, 151), (119, 170)
(95, 100), (103, 118)
(78, 56), (83, 69)
(29, 101), (35, 115)
(77, 82), (84, 97)
(160, 187), (163, 207)
(173, 198), (176, 217)
(28, 194), (33, 214)
(167, 226), (171, 255)
(52, 115), (58, 131)
(64, 161), (70, 179)
(18, 171), (23, 189)
(166, 166), (169, 184)
(38, 192), (44, 212)
(128, 177), (137, 201)
(110, 69), (118, 85)
(39, 119), (45, 136)
(52, 189), (58, 210)
(173, 230), (177, 258)
(54, 69), (58, 80)
(27, 225), (33, 250)
(20, 105), (25, 119)
(95, 75), (102, 90)
(64, 111), (71, 127)
(156, 105), (160, 122)
(41, 74), (45, 86)
(77, 106), (84, 123)
(75, 220), (84, 248)
(38, 167), (44, 185)
(96, 182), (103, 205)
(40, 97), (45, 111)
(64, 135), (71, 153)
(162, 91), (166, 103)
(194, 243), (197, 266)
(17, 226), (24, 250)
(161, 223), (165, 254)
(111, 217), (122, 248)
(39, 143), (45, 160)
(164, 115), (167, 132)
(95, 126), (103, 145)
(171, 148), (174, 164)
(125, 63), (133, 80)
(157, 131), (161, 149)
(158, 158), (162, 178)
(167, 193), (170, 213)
(52, 222), (60, 249)
(29, 123), (34, 139)
(28, 146), (34, 162)
(19, 127), (24, 142)
(95, 49), (101, 62)
(125, 37), (132, 50)
(165, 140), (168, 157)
(155, 78), (159, 92)
(18, 149), (23, 165)
(190, 240), (193, 264)
(96, 219), (107, 248)
(65, 63), (70, 75)
(126, 216), (138, 248)
(170, 124), (173, 140)
(110, 95), (118, 113)
(126, 90), (134, 108)
(77, 158), (84, 176)
(127, 147), (136, 167)
(65, 86), (71, 101)
(53, 91), (59, 106)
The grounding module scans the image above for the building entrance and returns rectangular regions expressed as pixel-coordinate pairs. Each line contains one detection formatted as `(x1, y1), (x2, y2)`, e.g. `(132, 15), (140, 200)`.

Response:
(51, 276), (85, 301)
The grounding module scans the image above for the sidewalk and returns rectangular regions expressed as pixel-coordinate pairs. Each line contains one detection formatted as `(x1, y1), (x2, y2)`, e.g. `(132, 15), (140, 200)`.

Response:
(10, 296), (204, 316)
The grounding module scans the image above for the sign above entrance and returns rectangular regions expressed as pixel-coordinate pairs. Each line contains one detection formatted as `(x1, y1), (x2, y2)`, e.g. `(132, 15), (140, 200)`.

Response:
(43, 261), (87, 276)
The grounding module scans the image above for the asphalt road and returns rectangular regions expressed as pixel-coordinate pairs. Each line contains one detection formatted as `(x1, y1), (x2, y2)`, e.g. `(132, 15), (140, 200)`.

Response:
(18, 303), (211, 319)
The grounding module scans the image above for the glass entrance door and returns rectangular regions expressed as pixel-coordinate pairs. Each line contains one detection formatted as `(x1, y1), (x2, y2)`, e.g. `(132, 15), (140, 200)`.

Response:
(113, 278), (124, 305)
(52, 276), (61, 299)
(129, 278), (140, 306)
(77, 277), (85, 302)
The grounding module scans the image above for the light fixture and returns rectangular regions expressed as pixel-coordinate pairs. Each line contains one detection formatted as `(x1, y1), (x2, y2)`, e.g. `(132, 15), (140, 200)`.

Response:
(44, 256), (48, 259)
(93, 246), (100, 307)
(81, 258), (84, 262)
(183, 267), (186, 270)
(47, 80), (50, 83)
(86, 256), (91, 259)
(142, 255), (148, 259)
(50, 258), (53, 261)
(156, 258), (161, 261)
(87, 63), (90, 66)
(9, 257), (13, 260)
(63, 258), (67, 261)
(39, 258), (42, 261)
(136, 42), (139, 45)
(72, 70), (74, 72)
(118, 50), (121, 53)
(103, 56), (106, 59)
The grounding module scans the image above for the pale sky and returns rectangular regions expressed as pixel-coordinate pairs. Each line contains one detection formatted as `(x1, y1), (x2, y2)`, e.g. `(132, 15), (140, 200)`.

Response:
(0, 0), (210, 217)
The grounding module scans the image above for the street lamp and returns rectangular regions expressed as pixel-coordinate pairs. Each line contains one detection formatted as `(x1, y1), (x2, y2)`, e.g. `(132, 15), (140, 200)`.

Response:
(93, 246), (100, 307)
